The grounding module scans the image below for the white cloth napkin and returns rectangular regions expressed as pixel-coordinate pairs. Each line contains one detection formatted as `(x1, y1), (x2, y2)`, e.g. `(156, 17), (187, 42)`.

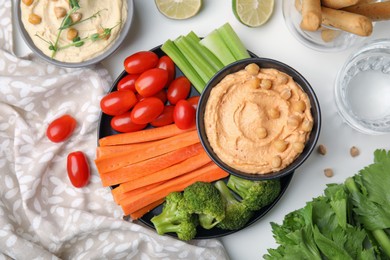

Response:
(0, 1), (229, 259)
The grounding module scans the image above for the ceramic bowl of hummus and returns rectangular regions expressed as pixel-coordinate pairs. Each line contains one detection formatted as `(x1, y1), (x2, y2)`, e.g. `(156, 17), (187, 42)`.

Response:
(15, 0), (133, 67)
(197, 58), (321, 180)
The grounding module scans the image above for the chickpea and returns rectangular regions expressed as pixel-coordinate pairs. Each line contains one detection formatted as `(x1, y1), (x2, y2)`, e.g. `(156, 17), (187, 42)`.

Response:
(54, 7), (67, 19)
(301, 119), (313, 132)
(292, 100), (306, 113)
(271, 156), (282, 168)
(324, 168), (334, 178)
(276, 74), (289, 85)
(287, 115), (301, 128)
(257, 127), (267, 139)
(260, 78), (272, 90)
(28, 13), (42, 25)
(350, 146), (360, 157)
(245, 63), (260, 76)
(293, 142), (305, 153)
(274, 140), (288, 152)
(71, 12), (82, 23)
(268, 107), (280, 119)
(280, 88), (292, 100)
(248, 77), (261, 89)
(317, 144), (327, 155)
(98, 27), (110, 40)
(67, 28), (78, 41)
(22, 0), (34, 6)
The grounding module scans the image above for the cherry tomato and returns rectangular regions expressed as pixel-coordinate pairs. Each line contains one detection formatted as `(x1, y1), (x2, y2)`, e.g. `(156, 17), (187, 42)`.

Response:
(67, 151), (90, 188)
(111, 112), (148, 133)
(167, 76), (191, 105)
(124, 51), (159, 74)
(100, 91), (137, 116)
(187, 96), (200, 110)
(137, 89), (167, 104)
(117, 74), (140, 92)
(157, 55), (176, 85)
(46, 114), (77, 143)
(131, 97), (165, 124)
(151, 105), (175, 127)
(173, 100), (196, 130)
(135, 68), (168, 97)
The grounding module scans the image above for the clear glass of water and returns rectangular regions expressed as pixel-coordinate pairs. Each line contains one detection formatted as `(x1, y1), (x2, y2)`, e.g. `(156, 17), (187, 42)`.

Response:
(335, 39), (390, 134)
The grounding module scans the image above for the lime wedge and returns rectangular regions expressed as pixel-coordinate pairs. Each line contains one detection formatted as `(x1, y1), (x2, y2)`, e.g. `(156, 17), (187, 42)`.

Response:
(155, 0), (202, 20)
(233, 0), (274, 27)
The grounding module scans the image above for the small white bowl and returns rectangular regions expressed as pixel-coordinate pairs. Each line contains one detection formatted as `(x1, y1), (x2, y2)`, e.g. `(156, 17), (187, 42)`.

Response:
(282, 0), (367, 52)
(14, 0), (134, 68)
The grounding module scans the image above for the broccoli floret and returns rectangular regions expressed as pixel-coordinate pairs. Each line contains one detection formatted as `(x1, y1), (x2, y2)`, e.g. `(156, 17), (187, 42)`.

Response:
(214, 180), (254, 230)
(151, 192), (198, 241)
(227, 175), (281, 211)
(183, 181), (225, 229)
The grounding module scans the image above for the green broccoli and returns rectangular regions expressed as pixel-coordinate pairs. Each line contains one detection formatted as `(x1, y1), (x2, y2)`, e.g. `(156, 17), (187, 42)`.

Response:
(183, 181), (225, 230)
(214, 180), (254, 230)
(227, 175), (281, 211)
(150, 192), (198, 241)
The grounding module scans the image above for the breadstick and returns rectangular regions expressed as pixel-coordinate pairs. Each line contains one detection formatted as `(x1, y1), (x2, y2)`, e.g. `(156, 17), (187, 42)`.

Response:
(321, 0), (359, 9)
(300, 0), (322, 31)
(343, 2), (390, 21)
(321, 28), (342, 42)
(321, 7), (373, 36)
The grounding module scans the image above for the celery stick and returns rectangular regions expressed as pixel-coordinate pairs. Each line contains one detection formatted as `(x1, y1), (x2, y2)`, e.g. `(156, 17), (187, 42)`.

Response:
(161, 39), (205, 93)
(185, 32), (224, 72)
(174, 36), (216, 83)
(200, 29), (236, 66)
(217, 23), (250, 60)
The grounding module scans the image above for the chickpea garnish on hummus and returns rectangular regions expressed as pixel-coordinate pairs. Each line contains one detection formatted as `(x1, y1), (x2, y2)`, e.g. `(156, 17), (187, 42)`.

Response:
(20, 0), (127, 62)
(204, 63), (313, 174)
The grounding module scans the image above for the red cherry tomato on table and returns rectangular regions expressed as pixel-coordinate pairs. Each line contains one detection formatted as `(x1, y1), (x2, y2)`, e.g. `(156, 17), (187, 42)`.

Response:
(157, 55), (176, 85)
(173, 100), (196, 130)
(131, 97), (165, 124)
(151, 105), (175, 127)
(135, 68), (168, 97)
(46, 114), (77, 143)
(167, 76), (191, 105)
(111, 112), (148, 133)
(187, 96), (200, 110)
(117, 74), (139, 92)
(100, 91), (137, 116)
(124, 51), (159, 74)
(67, 151), (90, 188)
(137, 89), (167, 104)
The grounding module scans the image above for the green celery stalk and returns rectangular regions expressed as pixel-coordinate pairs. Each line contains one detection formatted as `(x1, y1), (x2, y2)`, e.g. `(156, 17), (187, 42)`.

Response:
(185, 32), (224, 72)
(217, 23), (250, 60)
(161, 39), (205, 93)
(199, 29), (236, 66)
(174, 36), (217, 84)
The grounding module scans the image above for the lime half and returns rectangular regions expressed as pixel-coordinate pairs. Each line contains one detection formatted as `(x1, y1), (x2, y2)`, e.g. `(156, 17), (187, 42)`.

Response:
(155, 0), (202, 20)
(233, 0), (275, 27)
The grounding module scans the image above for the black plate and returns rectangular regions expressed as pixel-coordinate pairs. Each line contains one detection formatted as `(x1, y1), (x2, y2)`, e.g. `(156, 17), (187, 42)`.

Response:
(97, 45), (294, 239)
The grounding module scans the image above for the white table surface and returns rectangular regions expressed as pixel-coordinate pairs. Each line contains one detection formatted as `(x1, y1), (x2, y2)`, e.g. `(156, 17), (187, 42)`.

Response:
(13, 1), (390, 259)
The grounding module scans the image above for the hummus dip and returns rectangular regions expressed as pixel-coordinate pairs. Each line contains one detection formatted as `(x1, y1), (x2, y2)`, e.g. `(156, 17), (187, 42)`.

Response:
(204, 63), (313, 174)
(20, 0), (127, 63)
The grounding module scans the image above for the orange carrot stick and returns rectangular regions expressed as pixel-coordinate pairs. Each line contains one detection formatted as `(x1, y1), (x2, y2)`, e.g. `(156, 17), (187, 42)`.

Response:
(100, 143), (204, 187)
(120, 163), (229, 215)
(119, 151), (212, 193)
(96, 142), (154, 159)
(129, 199), (165, 220)
(95, 130), (199, 174)
(99, 124), (196, 146)
(112, 181), (164, 205)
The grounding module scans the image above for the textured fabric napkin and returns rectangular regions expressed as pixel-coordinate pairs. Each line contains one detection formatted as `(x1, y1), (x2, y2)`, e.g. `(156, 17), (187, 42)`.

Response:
(0, 1), (229, 259)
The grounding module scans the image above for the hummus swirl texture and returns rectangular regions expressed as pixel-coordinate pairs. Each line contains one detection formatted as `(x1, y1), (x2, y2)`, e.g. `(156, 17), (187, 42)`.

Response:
(20, 0), (128, 62)
(204, 64), (313, 174)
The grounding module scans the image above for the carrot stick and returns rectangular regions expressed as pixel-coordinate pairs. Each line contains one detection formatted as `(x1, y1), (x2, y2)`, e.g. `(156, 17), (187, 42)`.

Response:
(112, 181), (164, 204)
(129, 199), (165, 220)
(119, 151), (212, 193)
(96, 142), (154, 159)
(99, 124), (196, 146)
(120, 163), (229, 215)
(100, 143), (204, 187)
(95, 130), (199, 174)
